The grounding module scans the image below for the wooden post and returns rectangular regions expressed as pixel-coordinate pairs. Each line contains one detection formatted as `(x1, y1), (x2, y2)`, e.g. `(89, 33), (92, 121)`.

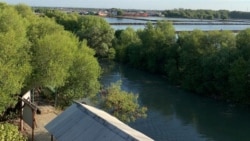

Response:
(51, 135), (54, 141)
(32, 108), (35, 141)
(19, 100), (23, 131)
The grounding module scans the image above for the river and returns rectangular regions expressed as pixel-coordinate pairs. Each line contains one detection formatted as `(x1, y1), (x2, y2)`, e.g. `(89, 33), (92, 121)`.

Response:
(104, 17), (250, 31)
(100, 61), (250, 141)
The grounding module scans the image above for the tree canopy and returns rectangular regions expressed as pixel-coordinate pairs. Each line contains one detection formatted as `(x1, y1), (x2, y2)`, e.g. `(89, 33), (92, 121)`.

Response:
(43, 10), (115, 59)
(99, 81), (147, 123)
(56, 41), (101, 108)
(0, 4), (31, 113)
(76, 16), (115, 58)
(113, 20), (250, 104)
(0, 3), (101, 115)
(0, 3), (147, 124)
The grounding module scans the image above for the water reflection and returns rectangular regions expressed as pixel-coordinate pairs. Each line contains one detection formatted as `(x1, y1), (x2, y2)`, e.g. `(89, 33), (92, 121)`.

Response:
(100, 61), (250, 141)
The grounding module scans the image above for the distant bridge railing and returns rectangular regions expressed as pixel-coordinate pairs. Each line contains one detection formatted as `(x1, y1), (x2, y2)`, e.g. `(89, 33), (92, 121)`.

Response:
(109, 22), (250, 26)
(175, 30), (242, 33)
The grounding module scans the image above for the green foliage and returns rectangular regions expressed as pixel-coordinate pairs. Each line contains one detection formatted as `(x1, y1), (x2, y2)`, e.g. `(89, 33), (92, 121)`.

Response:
(14, 4), (36, 21)
(178, 30), (204, 91)
(76, 16), (115, 58)
(226, 29), (250, 103)
(120, 27), (141, 46)
(229, 57), (250, 103)
(0, 4), (31, 114)
(2, 1), (250, 116)
(27, 14), (77, 89)
(117, 9), (124, 16)
(230, 11), (250, 19)
(107, 47), (116, 60)
(100, 81), (147, 123)
(32, 32), (77, 87)
(44, 9), (80, 32)
(113, 21), (176, 73)
(27, 17), (101, 108)
(27, 17), (64, 44)
(198, 31), (236, 96)
(163, 9), (230, 20)
(57, 41), (101, 108)
(43, 10), (115, 59)
(0, 123), (27, 141)
(113, 23), (250, 104)
(26, 12), (102, 108)
(236, 28), (250, 60)
(177, 30), (237, 95)
(114, 27), (141, 63)
(0, 3), (101, 114)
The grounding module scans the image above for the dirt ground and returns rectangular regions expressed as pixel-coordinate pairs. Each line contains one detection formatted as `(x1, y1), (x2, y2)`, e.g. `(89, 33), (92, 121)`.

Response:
(22, 105), (60, 141)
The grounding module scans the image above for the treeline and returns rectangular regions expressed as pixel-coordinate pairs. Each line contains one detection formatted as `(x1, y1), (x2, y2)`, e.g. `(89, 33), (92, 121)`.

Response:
(163, 9), (250, 20)
(113, 23), (250, 104)
(42, 9), (116, 59)
(43, 8), (250, 105)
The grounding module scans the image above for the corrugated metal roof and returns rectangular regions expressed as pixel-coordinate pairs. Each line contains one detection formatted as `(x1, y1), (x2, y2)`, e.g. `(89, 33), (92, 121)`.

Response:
(45, 102), (154, 141)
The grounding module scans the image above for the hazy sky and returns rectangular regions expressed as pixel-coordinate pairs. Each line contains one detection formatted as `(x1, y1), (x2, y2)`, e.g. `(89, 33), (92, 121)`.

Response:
(1, 0), (250, 11)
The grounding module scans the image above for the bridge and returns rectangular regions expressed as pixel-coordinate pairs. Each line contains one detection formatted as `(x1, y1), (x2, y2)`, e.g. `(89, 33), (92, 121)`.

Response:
(108, 16), (250, 33)
(110, 22), (250, 26)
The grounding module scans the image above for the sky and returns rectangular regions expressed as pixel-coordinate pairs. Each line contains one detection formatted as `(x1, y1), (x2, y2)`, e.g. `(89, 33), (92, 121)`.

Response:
(1, 0), (250, 11)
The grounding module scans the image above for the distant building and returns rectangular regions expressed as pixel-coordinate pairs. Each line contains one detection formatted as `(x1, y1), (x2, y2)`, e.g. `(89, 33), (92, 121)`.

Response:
(45, 102), (154, 141)
(98, 11), (108, 16)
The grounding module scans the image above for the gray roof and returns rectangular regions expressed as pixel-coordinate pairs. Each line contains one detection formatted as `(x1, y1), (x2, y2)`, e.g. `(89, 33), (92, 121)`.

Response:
(45, 102), (154, 141)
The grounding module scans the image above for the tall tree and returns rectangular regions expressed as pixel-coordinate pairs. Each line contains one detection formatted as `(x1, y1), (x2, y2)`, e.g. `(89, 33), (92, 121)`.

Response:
(179, 30), (205, 92)
(236, 28), (250, 60)
(57, 41), (101, 107)
(31, 32), (78, 88)
(198, 30), (236, 96)
(137, 21), (176, 72)
(26, 17), (77, 88)
(229, 57), (250, 103)
(0, 4), (31, 114)
(26, 10), (101, 108)
(76, 16), (115, 58)
(114, 27), (141, 63)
